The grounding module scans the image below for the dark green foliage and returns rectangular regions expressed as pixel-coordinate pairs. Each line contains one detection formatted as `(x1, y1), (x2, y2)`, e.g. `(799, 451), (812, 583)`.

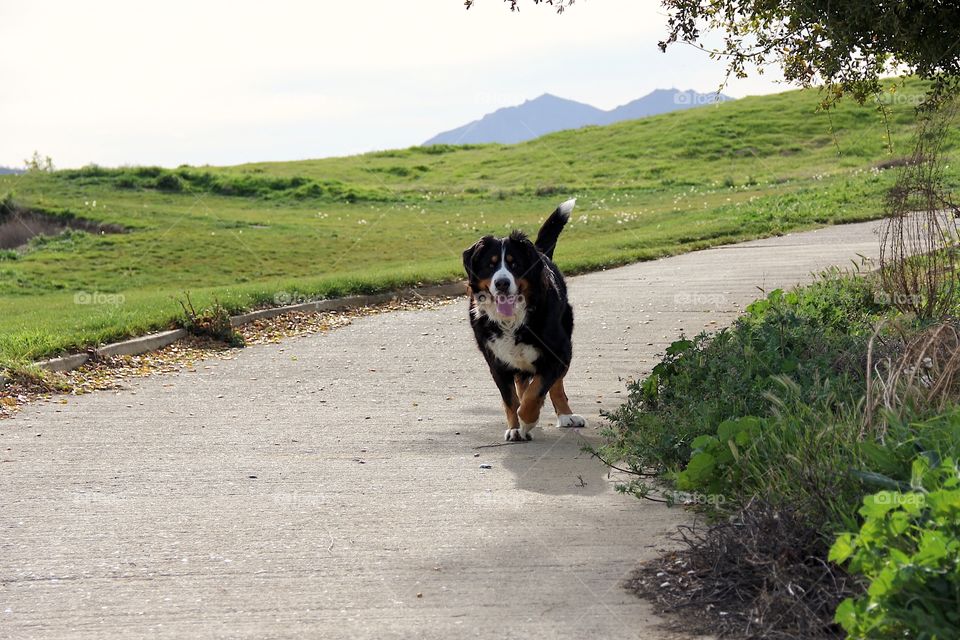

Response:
(658, 1), (960, 107)
(597, 267), (960, 637)
(59, 166), (390, 202)
(0, 191), (14, 217)
(534, 184), (565, 196)
(414, 143), (482, 155)
(831, 458), (960, 639)
(154, 173), (184, 192)
(601, 270), (883, 476)
(471, 1), (960, 105)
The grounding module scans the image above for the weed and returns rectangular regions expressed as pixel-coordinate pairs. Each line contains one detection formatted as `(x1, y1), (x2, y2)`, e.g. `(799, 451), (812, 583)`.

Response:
(176, 293), (245, 347)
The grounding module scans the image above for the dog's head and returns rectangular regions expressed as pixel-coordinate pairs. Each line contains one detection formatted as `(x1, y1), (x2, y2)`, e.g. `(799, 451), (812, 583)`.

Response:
(462, 230), (543, 318)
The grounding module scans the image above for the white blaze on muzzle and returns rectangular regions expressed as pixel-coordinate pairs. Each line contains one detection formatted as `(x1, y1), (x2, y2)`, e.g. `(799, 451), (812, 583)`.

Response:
(489, 246), (519, 317)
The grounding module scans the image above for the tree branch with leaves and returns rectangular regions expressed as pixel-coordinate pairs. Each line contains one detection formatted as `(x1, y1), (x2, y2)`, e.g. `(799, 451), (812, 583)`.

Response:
(470, 0), (960, 107)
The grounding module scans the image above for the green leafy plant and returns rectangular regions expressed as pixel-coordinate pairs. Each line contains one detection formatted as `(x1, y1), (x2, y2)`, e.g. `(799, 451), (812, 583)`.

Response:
(830, 457), (960, 639)
(676, 416), (762, 496)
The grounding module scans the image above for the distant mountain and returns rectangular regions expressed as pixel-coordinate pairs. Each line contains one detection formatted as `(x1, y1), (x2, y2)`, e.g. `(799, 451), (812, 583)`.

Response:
(0, 167), (24, 175)
(424, 89), (733, 146)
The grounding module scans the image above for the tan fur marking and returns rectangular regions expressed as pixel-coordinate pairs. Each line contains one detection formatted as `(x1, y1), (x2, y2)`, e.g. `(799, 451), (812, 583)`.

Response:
(515, 374), (531, 399)
(503, 399), (520, 429)
(516, 277), (531, 296)
(549, 378), (573, 416)
(518, 375), (546, 425)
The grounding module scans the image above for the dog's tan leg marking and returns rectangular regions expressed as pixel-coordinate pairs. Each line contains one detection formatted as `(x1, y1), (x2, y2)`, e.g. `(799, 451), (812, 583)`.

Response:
(549, 378), (573, 416)
(550, 377), (587, 428)
(515, 374), (531, 400)
(502, 397), (520, 430)
(518, 375), (546, 427)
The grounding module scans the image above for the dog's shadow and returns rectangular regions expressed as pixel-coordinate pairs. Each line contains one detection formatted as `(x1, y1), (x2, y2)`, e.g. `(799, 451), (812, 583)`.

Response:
(466, 409), (613, 497)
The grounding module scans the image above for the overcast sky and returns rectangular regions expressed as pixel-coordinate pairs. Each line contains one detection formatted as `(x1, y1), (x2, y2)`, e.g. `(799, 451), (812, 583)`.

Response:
(1, 0), (786, 169)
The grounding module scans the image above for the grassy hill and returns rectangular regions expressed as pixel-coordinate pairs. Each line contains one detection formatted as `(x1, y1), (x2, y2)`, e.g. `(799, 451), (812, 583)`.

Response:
(0, 77), (955, 369)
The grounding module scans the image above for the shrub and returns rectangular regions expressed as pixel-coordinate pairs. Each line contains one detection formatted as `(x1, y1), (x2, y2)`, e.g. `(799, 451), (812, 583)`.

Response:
(830, 457), (960, 639)
(154, 173), (184, 192)
(599, 271), (883, 479)
(0, 192), (15, 217)
(59, 166), (392, 203)
(176, 294), (244, 347)
(27, 228), (90, 251)
(416, 144), (480, 155)
(133, 166), (164, 178)
(535, 184), (565, 196)
(671, 380), (870, 529)
(598, 267), (960, 639)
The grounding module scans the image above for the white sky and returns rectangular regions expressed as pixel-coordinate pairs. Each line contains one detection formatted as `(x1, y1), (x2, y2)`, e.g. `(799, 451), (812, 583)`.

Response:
(0, 0), (786, 168)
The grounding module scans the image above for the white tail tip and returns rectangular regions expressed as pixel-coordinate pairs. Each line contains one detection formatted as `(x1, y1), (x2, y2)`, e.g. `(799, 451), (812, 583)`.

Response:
(558, 198), (576, 217)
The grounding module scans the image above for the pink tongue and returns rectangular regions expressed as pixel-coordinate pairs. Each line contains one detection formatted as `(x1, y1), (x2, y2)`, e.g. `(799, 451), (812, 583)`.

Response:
(497, 298), (515, 316)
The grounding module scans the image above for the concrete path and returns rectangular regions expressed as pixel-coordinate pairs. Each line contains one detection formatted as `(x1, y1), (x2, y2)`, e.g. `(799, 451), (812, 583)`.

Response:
(2, 221), (880, 639)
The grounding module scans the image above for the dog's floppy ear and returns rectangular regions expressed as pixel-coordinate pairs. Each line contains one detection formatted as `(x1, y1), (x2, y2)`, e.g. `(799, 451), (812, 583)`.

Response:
(462, 236), (491, 282)
(509, 230), (543, 270)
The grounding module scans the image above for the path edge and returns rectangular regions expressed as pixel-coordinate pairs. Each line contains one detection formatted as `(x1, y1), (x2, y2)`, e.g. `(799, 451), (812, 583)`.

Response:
(1, 281), (465, 388)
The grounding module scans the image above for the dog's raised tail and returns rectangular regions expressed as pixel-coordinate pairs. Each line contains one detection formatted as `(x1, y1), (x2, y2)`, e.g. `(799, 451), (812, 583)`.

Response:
(534, 198), (575, 260)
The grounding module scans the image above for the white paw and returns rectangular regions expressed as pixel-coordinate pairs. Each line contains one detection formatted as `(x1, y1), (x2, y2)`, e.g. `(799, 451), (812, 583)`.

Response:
(557, 414), (586, 428)
(504, 424), (534, 442)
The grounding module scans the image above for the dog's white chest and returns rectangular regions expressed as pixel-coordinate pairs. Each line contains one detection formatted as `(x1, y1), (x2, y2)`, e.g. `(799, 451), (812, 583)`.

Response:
(485, 332), (539, 372)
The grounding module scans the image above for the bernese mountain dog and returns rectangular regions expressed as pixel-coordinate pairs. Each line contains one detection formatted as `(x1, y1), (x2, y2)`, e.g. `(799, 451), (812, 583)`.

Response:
(462, 199), (586, 442)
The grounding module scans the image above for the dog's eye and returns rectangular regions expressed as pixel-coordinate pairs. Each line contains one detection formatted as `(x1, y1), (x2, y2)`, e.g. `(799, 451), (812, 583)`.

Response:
(506, 255), (514, 263)
(491, 255), (498, 264)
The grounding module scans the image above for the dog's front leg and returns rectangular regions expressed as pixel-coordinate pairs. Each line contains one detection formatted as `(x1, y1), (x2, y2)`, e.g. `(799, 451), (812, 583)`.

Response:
(489, 364), (523, 440)
(516, 374), (556, 441)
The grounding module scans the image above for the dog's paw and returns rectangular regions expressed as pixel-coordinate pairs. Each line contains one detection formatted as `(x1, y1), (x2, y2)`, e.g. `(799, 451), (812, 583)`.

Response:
(504, 427), (533, 442)
(557, 414), (587, 428)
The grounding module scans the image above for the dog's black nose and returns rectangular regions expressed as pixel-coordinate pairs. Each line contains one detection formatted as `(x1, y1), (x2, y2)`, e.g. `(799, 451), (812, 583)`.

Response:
(494, 278), (511, 292)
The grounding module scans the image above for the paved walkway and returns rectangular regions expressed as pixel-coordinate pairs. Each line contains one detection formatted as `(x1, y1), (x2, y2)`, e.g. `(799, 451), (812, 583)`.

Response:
(2, 221), (880, 639)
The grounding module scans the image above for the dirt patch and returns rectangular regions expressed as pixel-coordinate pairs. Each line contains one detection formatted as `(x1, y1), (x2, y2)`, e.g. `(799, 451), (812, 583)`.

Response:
(630, 502), (859, 640)
(0, 208), (125, 250)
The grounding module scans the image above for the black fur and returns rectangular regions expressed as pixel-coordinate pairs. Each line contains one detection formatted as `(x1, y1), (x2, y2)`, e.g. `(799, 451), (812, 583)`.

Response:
(534, 204), (570, 260)
(462, 202), (575, 433)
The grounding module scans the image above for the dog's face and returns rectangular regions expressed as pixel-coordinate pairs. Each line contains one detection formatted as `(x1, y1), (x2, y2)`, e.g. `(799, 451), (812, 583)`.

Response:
(463, 231), (542, 318)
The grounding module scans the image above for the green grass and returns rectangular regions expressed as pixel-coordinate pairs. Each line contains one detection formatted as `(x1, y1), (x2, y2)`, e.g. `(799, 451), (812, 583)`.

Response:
(0, 77), (955, 369)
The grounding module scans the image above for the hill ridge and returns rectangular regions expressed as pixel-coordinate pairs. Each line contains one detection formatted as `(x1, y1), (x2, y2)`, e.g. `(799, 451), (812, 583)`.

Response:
(423, 88), (732, 145)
